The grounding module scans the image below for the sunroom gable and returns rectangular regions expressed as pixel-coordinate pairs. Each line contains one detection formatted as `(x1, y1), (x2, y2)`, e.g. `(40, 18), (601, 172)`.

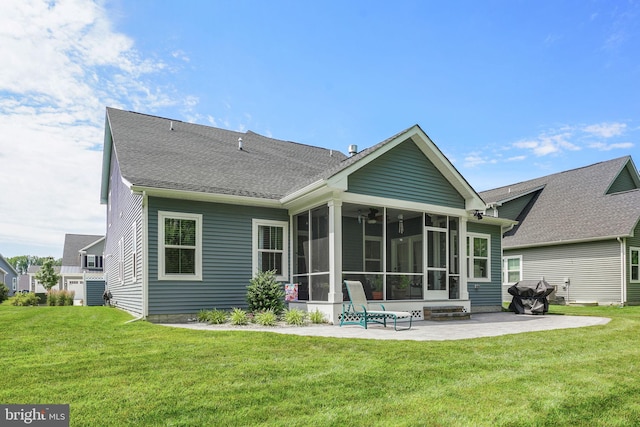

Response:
(325, 125), (485, 212)
(347, 138), (465, 209)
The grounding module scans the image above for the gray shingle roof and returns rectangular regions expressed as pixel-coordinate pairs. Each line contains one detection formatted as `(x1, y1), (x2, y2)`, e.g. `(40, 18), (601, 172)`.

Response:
(62, 234), (104, 267)
(106, 108), (348, 199)
(480, 156), (640, 248)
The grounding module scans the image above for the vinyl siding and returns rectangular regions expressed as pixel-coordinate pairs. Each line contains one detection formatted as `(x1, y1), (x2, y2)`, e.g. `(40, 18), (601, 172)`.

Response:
(505, 239), (622, 304)
(347, 139), (465, 209)
(498, 193), (537, 221)
(627, 221), (640, 303)
(607, 164), (638, 194)
(104, 149), (144, 316)
(467, 222), (503, 310)
(0, 257), (18, 296)
(147, 197), (289, 315)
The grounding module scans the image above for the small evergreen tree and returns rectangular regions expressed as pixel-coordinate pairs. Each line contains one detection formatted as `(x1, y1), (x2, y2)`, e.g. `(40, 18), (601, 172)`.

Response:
(246, 270), (285, 314)
(35, 257), (61, 293)
(0, 283), (9, 303)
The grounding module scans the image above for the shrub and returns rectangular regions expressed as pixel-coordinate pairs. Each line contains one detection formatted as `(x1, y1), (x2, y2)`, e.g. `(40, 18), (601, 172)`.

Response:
(283, 308), (306, 326)
(309, 309), (326, 324)
(207, 309), (228, 324)
(0, 283), (9, 303)
(246, 270), (285, 315)
(254, 309), (278, 326)
(9, 292), (39, 306)
(47, 291), (58, 306)
(65, 290), (75, 306)
(197, 309), (228, 324)
(197, 309), (210, 322)
(230, 308), (249, 325)
(56, 290), (66, 306)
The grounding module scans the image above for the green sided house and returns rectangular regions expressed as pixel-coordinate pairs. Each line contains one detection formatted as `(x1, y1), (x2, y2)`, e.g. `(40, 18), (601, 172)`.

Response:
(480, 156), (640, 306)
(100, 107), (513, 323)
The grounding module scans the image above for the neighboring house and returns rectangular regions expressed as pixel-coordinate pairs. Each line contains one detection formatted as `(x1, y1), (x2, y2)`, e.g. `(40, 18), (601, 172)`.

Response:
(17, 274), (30, 292)
(0, 254), (19, 296)
(480, 156), (640, 306)
(59, 234), (105, 305)
(100, 108), (513, 323)
(28, 265), (62, 293)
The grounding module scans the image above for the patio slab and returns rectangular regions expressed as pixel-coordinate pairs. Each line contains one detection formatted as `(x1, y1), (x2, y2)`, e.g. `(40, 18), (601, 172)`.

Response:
(161, 312), (610, 341)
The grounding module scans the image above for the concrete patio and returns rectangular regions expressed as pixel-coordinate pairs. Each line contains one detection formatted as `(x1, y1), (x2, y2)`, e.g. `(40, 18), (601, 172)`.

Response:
(162, 312), (610, 341)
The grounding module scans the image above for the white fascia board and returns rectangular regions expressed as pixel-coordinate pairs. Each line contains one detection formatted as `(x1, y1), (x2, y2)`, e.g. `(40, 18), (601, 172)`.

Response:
(99, 117), (114, 205)
(130, 185), (283, 208)
(280, 179), (327, 204)
(340, 192), (469, 217)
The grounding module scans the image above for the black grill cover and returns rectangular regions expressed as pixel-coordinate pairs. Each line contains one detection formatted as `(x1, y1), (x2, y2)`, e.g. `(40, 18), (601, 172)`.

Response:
(508, 280), (555, 315)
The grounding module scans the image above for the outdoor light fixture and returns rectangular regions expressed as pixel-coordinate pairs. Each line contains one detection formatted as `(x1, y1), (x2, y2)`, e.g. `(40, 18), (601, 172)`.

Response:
(398, 214), (404, 234)
(473, 210), (483, 220)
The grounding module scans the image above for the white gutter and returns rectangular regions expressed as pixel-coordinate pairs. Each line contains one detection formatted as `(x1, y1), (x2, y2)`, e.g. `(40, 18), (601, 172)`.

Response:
(506, 234), (633, 251)
(131, 185), (282, 208)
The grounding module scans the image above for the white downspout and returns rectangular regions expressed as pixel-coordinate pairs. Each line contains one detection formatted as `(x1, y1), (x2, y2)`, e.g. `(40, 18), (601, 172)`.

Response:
(618, 237), (626, 306)
(142, 190), (149, 319)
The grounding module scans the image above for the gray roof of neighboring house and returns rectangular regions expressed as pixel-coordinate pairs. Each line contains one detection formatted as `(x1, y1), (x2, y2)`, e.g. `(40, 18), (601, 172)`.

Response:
(28, 265), (61, 274)
(62, 234), (104, 267)
(480, 156), (640, 248)
(106, 107), (349, 200)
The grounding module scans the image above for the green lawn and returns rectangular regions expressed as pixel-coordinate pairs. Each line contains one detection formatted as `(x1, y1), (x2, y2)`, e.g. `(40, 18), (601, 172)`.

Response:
(1, 305), (639, 426)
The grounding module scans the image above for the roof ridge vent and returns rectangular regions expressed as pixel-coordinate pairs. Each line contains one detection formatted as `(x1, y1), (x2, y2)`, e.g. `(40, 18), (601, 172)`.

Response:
(348, 144), (358, 156)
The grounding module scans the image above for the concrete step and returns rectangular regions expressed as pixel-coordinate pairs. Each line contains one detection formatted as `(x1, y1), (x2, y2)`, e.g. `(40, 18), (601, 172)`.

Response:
(430, 312), (472, 321)
(423, 306), (470, 321)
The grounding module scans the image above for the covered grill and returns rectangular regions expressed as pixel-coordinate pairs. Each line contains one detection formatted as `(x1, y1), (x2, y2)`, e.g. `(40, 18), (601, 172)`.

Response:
(508, 280), (555, 315)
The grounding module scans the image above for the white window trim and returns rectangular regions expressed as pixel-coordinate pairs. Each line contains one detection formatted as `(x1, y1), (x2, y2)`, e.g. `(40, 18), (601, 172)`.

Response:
(503, 255), (522, 284)
(467, 232), (491, 282)
(131, 222), (137, 284)
(86, 254), (96, 268)
(252, 219), (289, 281)
(118, 238), (124, 284)
(158, 211), (203, 281)
(631, 247), (640, 283)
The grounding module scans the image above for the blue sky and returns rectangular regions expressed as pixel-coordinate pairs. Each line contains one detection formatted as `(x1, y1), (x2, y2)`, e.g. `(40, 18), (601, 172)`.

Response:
(1, 0), (638, 258)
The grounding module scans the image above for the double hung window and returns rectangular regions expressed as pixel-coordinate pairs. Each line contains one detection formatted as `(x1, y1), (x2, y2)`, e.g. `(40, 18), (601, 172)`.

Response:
(159, 211), (202, 281)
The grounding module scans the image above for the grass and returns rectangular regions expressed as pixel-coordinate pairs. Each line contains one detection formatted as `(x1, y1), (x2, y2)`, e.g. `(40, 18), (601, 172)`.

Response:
(1, 305), (640, 426)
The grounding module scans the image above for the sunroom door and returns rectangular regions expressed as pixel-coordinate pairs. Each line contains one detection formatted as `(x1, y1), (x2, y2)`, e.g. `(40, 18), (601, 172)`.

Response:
(426, 228), (448, 299)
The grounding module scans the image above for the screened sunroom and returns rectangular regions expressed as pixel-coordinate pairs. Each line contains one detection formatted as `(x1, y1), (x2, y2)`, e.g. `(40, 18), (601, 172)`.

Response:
(291, 203), (465, 305)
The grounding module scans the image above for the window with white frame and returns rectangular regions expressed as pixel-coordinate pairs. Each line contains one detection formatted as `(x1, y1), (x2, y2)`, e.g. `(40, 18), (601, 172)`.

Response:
(467, 233), (491, 281)
(252, 219), (288, 281)
(158, 211), (202, 281)
(503, 256), (522, 284)
(86, 254), (96, 268)
(631, 247), (640, 283)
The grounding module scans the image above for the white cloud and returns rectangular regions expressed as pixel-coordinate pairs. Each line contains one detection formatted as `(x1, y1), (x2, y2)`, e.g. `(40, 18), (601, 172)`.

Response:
(0, 0), (190, 257)
(513, 132), (580, 156)
(506, 155), (526, 162)
(583, 122), (627, 138)
(589, 141), (634, 151)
